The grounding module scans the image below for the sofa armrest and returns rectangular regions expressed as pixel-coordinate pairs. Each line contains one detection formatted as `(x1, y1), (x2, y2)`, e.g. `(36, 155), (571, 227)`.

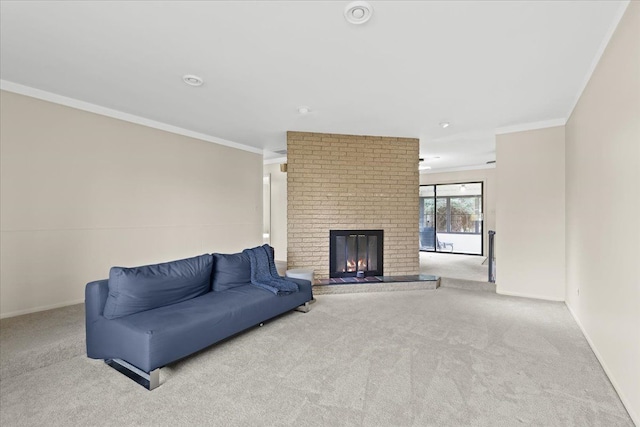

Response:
(85, 279), (109, 359)
(85, 279), (109, 321)
(286, 277), (314, 301)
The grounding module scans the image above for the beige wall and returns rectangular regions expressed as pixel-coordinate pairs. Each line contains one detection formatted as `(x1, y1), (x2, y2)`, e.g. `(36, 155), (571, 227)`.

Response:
(420, 167), (496, 256)
(565, 2), (640, 422)
(263, 162), (288, 260)
(495, 126), (566, 301)
(287, 132), (419, 280)
(0, 90), (263, 318)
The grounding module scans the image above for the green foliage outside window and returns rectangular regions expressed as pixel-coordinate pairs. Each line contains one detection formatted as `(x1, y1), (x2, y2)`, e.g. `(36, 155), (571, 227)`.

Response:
(424, 196), (481, 234)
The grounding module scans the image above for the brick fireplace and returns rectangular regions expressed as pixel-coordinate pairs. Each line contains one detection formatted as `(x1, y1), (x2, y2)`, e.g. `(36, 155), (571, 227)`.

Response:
(330, 229), (383, 278)
(286, 131), (419, 281)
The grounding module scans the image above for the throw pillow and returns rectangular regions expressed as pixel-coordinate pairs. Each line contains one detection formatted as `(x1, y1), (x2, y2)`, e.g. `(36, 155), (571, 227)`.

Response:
(212, 252), (251, 291)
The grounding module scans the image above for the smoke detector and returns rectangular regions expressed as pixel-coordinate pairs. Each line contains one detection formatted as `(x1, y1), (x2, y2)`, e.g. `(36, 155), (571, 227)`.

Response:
(344, 1), (374, 25)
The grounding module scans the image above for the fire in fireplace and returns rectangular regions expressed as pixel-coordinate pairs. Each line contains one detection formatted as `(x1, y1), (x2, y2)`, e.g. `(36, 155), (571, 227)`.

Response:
(329, 230), (383, 278)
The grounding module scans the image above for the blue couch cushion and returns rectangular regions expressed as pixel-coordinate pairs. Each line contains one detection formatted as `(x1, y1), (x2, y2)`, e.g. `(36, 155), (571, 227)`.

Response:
(107, 282), (313, 371)
(103, 254), (213, 320)
(212, 252), (251, 291)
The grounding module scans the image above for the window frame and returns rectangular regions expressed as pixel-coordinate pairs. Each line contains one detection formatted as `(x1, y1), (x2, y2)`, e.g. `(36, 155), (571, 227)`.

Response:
(419, 181), (484, 256)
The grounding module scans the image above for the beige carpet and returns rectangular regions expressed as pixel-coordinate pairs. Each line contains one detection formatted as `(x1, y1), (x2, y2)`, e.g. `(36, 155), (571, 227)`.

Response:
(0, 304), (85, 381)
(420, 252), (488, 283)
(0, 289), (633, 426)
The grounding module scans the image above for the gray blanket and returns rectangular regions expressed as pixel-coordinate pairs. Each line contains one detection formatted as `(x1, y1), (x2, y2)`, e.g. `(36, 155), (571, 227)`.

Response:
(243, 245), (299, 295)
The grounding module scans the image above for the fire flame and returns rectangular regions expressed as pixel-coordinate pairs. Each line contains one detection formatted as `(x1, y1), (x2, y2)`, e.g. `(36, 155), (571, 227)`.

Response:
(345, 258), (367, 272)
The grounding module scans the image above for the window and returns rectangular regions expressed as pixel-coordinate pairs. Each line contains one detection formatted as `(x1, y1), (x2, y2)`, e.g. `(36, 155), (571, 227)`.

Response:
(439, 196), (481, 233)
(419, 182), (483, 255)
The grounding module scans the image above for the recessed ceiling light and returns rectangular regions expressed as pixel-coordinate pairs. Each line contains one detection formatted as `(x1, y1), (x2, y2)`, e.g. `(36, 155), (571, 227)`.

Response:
(297, 106), (311, 114)
(419, 165), (432, 170)
(344, 1), (373, 25)
(439, 122), (450, 129)
(183, 75), (203, 87)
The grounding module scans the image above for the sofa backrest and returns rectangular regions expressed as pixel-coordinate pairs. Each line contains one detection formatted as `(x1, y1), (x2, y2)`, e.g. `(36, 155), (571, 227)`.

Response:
(103, 254), (213, 319)
(212, 252), (251, 291)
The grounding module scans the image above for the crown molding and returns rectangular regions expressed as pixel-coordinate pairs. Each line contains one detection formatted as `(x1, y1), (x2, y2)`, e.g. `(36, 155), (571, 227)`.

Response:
(421, 163), (496, 174)
(263, 156), (287, 165)
(565, 0), (631, 120)
(494, 118), (566, 135)
(0, 80), (263, 155)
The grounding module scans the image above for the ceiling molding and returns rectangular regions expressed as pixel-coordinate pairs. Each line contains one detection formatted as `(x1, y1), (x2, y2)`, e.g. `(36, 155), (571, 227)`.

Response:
(0, 80), (263, 155)
(421, 163), (496, 174)
(263, 156), (287, 165)
(494, 118), (566, 135)
(565, 0), (631, 120)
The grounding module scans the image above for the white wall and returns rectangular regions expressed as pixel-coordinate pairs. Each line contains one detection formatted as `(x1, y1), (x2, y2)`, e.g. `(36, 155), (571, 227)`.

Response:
(495, 126), (565, 301)
(420, 167), (496, 256)
(565, 2), (640, 422)
(263, 162), (288, 261)
(0, 90), (263, 318)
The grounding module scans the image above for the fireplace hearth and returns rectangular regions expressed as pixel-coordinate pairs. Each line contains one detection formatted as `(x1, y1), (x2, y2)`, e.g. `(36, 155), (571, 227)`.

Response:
(329, 230), (383, 278)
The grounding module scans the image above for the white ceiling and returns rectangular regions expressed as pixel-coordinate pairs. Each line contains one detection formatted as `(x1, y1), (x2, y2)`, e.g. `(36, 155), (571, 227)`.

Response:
(0, 1), (628, 172)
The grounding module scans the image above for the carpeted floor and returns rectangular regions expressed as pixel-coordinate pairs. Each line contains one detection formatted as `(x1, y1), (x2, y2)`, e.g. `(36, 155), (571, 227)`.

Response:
(420, 252), (488, 283)
(0, 303), (85, 381)
(0, 288), (633, 426)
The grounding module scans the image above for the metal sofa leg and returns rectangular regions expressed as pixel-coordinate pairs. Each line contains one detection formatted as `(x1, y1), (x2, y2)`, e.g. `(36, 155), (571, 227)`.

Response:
(105, 359), (160, 390)
(295, 299), (315, 313)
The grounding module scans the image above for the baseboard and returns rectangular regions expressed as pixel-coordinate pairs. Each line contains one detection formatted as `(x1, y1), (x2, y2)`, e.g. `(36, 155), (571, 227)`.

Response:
(0, 299), (84, 319)
(565, 303), (639, 426)
(496, 289), (565, 302)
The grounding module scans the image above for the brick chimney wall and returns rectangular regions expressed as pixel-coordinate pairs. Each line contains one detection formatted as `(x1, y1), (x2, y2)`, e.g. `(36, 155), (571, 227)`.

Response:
(286, 131), (419, 281)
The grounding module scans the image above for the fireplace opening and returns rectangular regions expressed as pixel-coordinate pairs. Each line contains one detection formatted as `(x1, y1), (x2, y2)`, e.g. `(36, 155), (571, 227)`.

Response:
(329, 230), (383, 278)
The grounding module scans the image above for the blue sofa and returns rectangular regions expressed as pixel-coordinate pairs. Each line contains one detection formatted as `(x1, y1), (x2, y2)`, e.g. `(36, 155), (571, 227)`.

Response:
(85, 251), (313, 389)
